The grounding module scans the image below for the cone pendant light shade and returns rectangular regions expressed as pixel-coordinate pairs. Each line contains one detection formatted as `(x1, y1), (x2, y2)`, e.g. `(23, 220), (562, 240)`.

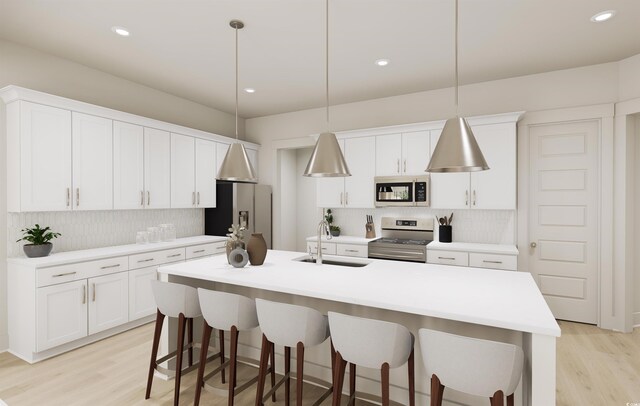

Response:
(303, 132), (351, 177)
(217, 19), (258, 183)
(426, 117), (488, 172)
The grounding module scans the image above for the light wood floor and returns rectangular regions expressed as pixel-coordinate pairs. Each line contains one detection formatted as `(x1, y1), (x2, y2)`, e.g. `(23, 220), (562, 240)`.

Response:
(0, 320), (638, 405)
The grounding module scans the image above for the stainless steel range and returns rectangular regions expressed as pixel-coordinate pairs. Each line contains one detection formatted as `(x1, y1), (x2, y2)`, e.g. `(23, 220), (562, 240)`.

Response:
(368, 217), (434, 263)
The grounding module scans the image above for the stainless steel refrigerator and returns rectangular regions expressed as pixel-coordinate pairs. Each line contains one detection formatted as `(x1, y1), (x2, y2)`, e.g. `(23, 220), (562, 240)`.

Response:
(205, 182), (272, 248)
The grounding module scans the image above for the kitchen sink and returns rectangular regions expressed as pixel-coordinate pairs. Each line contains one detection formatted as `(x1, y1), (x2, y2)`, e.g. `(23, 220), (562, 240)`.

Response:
(293, 256), (370, 268)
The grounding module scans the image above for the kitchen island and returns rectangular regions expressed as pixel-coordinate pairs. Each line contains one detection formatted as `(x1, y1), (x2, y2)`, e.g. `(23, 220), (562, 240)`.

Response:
(158, 250), (559, 406)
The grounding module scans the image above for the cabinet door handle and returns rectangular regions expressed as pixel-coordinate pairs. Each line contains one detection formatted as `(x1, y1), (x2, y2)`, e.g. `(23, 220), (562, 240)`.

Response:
(473, 190), (476, 206)
(141, 191), (144, 206)
(147, 191), (151, 206)
(404, 159), (407, 173)
(67, 188), (71, 207)
(438, 256), (456, 260)
(397, 159), (400, 173)
(465, 190), (469, 206)
(100, 264), (121, 270)
(197, 191), (200, 205)
(53, 271), (76, 278)
(92, 283), (96, 302)
(76, 188), (80, 207)
(137, 258), (154, 263)
(82, 285), (86, 304)
(192, 192), (196, 205)
(192, 249), (205, 254)
(340, 192), (343, 205)
(345, 192), (349, 206)
(483, 260), (503, 264)
(167, 253), (182, 258)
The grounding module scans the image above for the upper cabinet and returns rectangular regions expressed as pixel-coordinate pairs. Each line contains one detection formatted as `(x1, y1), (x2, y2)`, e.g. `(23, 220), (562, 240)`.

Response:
(113, 121), (144, 210)
(375, 131), (430, 176)
(195, 138), (216, 208)
(144, 128), (171, 209)
(170, 133), (197, 208)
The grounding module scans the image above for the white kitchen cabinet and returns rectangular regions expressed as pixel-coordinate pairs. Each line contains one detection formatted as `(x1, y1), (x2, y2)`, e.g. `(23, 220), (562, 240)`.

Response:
(88, 272), (129, 335)
(426, 242), (519, 271)
(246, 147), (259, 177)
(195, 138), (217, 208)
(129, 267), (158, 320)
(72, 112), (113, 210)
(216, 142), (229, 176)
(144, 127), (171, 209)
(171, 133), (196, 208)
(12, 101), (72, 212)
(113, 121), (144, 210)
(306, 242), (337, 255)
(36, 279), (88, 351)
(430, 122), (516, 210)
(317, 137), (375, 208)
(375, 131), (430, 176)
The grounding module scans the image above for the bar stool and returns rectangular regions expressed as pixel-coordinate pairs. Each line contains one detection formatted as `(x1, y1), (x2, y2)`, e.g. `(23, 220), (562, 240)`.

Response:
(254, 299), (334, 406)
(194, 289), (276, 406)
(145, 280), (201, 406)
(418, 329), (524, 406)
(328, 311), (415, 406)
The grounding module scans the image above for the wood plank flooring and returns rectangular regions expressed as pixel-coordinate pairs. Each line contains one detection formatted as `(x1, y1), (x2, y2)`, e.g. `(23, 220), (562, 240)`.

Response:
(0, 320), (638, 405)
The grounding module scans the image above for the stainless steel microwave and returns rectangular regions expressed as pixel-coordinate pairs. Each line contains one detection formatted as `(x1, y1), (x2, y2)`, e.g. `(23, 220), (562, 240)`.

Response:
(374, 175), (430, 207)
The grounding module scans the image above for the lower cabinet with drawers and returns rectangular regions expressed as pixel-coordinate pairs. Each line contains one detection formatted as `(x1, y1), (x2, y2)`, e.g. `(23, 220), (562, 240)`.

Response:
(426, 242), (519, 271)
(306, 236), (372, 259)
(7, 236), (226, 363)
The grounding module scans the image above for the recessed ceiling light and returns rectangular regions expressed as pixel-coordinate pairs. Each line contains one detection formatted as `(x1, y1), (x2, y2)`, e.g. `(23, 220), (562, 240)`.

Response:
(375, 59), (390, 67)
(590, 10), (616, 22)
(244, 88), (256, 94)
(111, 26), (130, 37)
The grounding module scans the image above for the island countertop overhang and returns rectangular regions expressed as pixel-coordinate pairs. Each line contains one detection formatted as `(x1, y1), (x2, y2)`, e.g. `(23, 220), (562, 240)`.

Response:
(158, 250), (560, 337)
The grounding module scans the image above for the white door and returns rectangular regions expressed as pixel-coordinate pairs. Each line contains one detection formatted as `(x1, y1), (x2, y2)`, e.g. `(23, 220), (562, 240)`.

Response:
(36, 280), (87, 351)
(19, 101), (72, 212)
(402, 131), (431, 175)
(216, 142), (230, 177)
(144, 128), (171, 209)
(375, 134), (402, 176)
(316, 140), (345, 208)
(170, 133), (196, 208)
(72, 112), (113, 210)
(429, 130), (470, 209)
(344, 136), (376, 208)
(195, 138), (217, 208)
(470, 123), (516, 209)
(129, 266), (157, 320)
(113, 121), (144, 210)
(529, 120), (600, 324)
(88, 272), (129, 335)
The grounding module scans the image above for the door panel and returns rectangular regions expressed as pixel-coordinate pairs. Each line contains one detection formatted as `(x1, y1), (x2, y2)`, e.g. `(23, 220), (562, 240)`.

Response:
(195, 139), (216, 208)
(429, 130), (470, 209)
(216, 143), (229, 177)
(36, 280), (87, 351)
(129, 267), (157, 320)
(344, 137), (376, 208)
(170, 133), (196, 208)
(402, 131), (430, 175)
(144, 128), (171, 209)
(113, 121), (144, 209)
(316, 140), (345, 208)
(88, 272), (129, 335)
(72, 112), (113, 210)
(529, 120), (599, 324)
(375, 134), (402, 176)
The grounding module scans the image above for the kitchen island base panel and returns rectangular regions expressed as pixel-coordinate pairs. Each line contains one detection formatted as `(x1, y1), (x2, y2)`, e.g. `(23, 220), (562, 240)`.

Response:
(161, 276), (529, 406)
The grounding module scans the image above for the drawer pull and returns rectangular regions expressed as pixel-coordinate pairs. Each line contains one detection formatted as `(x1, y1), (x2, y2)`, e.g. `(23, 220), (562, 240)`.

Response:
(53, 271), (76, 278)
(345, 249), (359, 253)
(138, 258), (154, 263)
(192, 249), (206, 254)
(100, 264), (121, 270)
(167, 253), (182, 258)
(483, 260), (503, 264)
(438, 256), (456, 260)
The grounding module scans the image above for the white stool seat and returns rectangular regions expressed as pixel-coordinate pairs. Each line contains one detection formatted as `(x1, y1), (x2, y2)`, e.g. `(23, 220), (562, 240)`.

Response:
(197, 289), (259, 331)
(419, 328), (524, 399)
(150, 279), (201, 318)
(256, 298), (329, 347)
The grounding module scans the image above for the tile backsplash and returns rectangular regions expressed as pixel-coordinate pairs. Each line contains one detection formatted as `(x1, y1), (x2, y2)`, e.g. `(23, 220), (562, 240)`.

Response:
(329, 208), (516, 245)
(8, 209), (204, 257)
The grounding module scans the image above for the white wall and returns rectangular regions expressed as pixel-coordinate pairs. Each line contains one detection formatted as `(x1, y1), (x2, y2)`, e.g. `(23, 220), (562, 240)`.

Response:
(635, 115), (640, 326)
(277, 149), (298, 251)
(295, 148), (319, 252)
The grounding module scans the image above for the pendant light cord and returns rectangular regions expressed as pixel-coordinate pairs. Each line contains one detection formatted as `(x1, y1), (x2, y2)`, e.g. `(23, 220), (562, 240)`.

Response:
(454, 0), (459, 117)
(325, 0), (330, 131)
(235, 24), (239, 140)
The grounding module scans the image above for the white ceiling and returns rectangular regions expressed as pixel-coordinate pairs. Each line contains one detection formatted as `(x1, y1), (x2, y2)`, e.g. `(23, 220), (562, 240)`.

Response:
(1, 0), (639, 118)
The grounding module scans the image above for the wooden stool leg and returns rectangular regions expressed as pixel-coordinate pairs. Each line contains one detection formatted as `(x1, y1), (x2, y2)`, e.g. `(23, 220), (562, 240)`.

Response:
(430, 374), (445, 406)
(332, 351), (347, 406)
(219, 329), (226, 384)
(296, 342), (305, 406)
(255, 334), (270, 406)
(187, 317), (194, 367)
(194, 323), (212, 406)
(408, 348), (415, 406)
(490, 390), (505, 406)
(174, 313), (187, 406)
(270, 342), (277, 402)
(228, 326), (239, 406)
(284, 346), (291, 406)
(381, 363), (390, 406)
(145, 309), (165, 399)
(349, 363), (356, 404)
(330, 340), (336, 378)
(507, 393), (514, 406)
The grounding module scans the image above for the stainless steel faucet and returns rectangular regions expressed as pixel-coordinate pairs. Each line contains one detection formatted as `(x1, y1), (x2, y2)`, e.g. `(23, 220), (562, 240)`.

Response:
(316, 218), (332, 265)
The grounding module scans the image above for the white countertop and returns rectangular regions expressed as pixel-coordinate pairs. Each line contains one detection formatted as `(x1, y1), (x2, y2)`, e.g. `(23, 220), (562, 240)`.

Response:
(428, 241), (519, 255)
(159, 249), (559, 337)
(306, 235), (377, 245)
(7, 235), (227, 268)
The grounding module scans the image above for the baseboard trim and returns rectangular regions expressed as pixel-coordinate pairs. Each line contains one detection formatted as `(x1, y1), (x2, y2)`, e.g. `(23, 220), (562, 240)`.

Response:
(633, 311), (640, 327)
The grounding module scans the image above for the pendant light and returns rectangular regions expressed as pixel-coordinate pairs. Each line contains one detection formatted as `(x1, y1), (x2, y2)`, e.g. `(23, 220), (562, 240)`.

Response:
(217, 20), (258, 183)
(426, 0), (489, 173)
(303, 0), (351, 177)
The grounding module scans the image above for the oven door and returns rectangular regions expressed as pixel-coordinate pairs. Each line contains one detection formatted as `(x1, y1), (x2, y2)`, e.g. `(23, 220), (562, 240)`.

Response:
(374, 178), (414, 207)
(368, 246), (426, 263)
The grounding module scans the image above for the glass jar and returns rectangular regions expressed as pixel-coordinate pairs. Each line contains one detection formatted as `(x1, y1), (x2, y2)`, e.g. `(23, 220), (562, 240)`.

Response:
(160, 224), (176, 242)
(136, 231), (149, 244)
(147, 227), (161, 243)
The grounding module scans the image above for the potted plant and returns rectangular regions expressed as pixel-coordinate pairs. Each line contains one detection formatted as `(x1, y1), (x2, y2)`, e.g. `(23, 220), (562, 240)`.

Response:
(325, 209), (341, 237)
(17, 224), (61, 258)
